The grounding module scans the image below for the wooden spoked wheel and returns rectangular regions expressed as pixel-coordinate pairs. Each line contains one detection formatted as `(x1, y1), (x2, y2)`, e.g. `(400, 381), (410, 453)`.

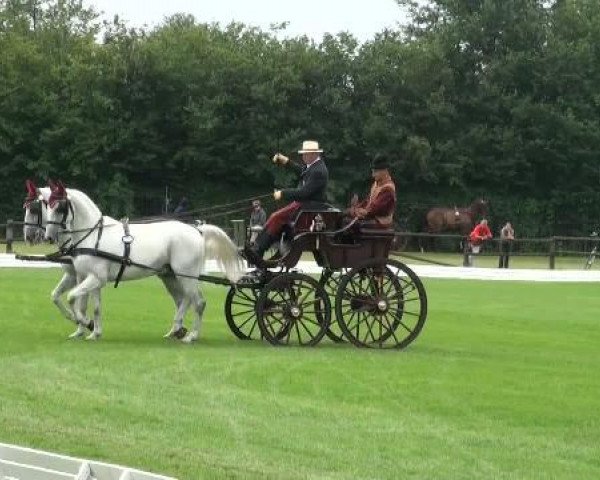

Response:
(318, 269), (346, 343)
(257, 272), (331, 346)
(224, 286), (261, 340)
(335, 259), (427, 349)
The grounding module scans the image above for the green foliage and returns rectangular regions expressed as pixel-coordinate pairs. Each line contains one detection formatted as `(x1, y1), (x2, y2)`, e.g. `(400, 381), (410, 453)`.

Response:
(1, 0), (599, 234)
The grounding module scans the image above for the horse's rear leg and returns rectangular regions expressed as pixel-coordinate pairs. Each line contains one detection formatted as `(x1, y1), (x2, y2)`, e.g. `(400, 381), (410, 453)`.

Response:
(164, 296), (190, 339)
(160, 275), (190, 339)
(87, 288), (102, 341)
(182, 284), (206, 344)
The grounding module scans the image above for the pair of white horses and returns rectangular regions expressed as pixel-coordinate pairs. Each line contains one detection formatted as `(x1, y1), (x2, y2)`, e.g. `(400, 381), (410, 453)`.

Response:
(23, 180), (244, 343)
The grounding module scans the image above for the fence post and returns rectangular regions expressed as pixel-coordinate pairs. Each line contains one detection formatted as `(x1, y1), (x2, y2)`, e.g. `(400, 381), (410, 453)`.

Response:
(549, 237), (556, 270)
(462, 237), (470, 267)
(6, 219), (13, 254)
(231, 219), (246, 248)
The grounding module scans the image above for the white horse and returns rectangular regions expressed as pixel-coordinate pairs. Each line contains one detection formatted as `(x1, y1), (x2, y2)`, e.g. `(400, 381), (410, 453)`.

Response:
(43, 182), (244, 343)
(23, 180), (90, 331)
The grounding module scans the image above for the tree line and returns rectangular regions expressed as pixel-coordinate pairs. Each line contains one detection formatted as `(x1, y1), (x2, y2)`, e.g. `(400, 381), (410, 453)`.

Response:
(1, 0), (599, 236)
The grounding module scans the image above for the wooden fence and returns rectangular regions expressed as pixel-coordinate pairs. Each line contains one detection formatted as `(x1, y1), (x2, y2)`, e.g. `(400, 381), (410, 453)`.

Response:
(3, 218), (599, 270)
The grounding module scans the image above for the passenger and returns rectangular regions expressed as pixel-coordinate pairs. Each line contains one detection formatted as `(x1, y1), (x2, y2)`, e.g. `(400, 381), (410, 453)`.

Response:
(347, 155), (396, 229)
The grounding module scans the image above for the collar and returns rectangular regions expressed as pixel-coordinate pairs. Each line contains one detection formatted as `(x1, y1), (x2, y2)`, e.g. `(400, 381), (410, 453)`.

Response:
(304, 157), (321, 170)
(375, 173), (393, 186)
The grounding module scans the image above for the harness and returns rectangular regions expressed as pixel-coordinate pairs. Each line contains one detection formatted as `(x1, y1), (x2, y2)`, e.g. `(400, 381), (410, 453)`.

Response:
(23, 199), (47, 243)
(49, 199), (135, 288)
(115, 218), (133, 287)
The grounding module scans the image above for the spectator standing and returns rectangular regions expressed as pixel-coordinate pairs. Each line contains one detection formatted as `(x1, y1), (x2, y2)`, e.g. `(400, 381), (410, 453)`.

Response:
(498, 222), (515, 268)
(249, 199), (267, 244)
(468, 219), (493, 266)
(174, 197), (189, 214)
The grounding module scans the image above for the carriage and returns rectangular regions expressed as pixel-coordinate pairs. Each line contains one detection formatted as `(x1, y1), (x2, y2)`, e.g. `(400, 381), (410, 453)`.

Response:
(21, 183), (427, 348)
(225, 205), (428, 349)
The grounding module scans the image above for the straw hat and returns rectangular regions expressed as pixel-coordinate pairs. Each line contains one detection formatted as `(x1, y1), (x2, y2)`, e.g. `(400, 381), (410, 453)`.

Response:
(298, 140), (323, 154)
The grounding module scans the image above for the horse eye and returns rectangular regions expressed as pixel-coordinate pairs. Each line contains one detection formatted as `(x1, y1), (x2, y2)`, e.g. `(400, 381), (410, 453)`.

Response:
(29, 202), (41, 214)
(55, 202), (67, 214)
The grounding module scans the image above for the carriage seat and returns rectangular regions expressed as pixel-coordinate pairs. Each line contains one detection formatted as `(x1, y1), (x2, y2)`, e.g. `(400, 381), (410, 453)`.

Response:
(289, 205), (342, 234)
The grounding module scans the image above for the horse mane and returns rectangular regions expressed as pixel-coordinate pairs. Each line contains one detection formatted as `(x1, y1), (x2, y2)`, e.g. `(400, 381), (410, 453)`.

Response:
(66, 189), (117, 225)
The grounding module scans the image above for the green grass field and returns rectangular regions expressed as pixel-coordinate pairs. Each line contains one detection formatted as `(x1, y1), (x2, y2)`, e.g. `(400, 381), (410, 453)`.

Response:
(1, 269), (599, 479)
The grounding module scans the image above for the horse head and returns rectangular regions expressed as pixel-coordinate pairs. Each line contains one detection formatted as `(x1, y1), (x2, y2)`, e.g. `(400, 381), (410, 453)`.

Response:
(44, 182), (103, 244)
(470, 198), (488, 219)
(44, 180), (70, 243)
(23, 179), (45, 244)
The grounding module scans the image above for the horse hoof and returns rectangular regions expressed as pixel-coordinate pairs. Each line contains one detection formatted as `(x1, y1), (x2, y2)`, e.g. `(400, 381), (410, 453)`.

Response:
(68, 329), (85, 339)
(174, 327), (188, 339)
(85, 333), (101, 341)
(181, 332), (198, 344)
(164, 326), (188, 339)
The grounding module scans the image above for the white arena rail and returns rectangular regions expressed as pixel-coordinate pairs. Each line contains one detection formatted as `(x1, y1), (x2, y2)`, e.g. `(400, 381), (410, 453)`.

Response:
(3, 253), (600, 281)
(0, 443), (177, 480)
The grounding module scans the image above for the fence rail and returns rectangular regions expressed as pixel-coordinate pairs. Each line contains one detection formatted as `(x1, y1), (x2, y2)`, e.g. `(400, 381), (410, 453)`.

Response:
(3, 218), (599, 270)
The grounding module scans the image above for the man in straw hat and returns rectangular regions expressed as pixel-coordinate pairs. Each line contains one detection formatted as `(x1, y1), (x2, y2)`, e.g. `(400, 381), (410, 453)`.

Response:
(347, 154), (397, 228)
(243, 140), (329, 267)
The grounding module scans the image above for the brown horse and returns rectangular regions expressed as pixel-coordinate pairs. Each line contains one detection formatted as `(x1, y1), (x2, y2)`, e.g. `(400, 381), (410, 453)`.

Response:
(425, 199), (488, 235)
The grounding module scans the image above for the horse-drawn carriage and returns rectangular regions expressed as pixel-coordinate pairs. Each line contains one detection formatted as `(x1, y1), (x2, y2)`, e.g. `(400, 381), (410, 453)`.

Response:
(225, 205), (428, 349)
(21, 182), (427, 349)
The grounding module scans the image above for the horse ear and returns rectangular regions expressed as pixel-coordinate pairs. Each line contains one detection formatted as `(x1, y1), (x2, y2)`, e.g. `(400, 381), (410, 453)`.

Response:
(25, 179), (37, 196)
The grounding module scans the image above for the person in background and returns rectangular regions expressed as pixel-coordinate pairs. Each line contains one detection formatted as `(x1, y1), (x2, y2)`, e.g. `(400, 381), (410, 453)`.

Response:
(468, 219), (493, 266)
(249, 199), (267, 244)
(174, 197), (189, 214)
(498, 221), (515, 268)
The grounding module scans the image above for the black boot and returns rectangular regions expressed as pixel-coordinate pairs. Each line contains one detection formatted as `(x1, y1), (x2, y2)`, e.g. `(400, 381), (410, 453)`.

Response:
(243, 229), (275, 267)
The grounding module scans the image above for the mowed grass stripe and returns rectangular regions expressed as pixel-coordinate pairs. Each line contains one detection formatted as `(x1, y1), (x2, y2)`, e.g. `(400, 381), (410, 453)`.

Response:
(0, 269), (598, 479)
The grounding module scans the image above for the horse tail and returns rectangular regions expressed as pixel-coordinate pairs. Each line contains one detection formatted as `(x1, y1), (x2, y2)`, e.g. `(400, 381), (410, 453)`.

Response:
(196, 224), (244, 283)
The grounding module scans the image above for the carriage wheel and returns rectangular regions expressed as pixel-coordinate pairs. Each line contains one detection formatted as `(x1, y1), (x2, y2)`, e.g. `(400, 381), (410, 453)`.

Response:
(224, 286), (261, 340)
(257, 272), (331, 346)
(318, 269), (346, 343)
(335, 259), (427, 349)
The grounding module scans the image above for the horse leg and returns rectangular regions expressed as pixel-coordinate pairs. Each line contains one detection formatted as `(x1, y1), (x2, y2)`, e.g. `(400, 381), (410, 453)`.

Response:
(66, 275), (104, 340)
(182, 283), (206, 344)
(159, 276), (190, 339)
(86, 288), (102, 341)
(51, 272), (78, 324)
(164, 297), (190, 339)
(159, 275), (183, 307)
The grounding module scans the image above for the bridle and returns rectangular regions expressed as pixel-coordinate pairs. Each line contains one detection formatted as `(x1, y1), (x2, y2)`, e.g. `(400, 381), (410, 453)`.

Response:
(47, 196), (106, 254)
(23, 198), (46, 231)
(46, 197), (75, 231)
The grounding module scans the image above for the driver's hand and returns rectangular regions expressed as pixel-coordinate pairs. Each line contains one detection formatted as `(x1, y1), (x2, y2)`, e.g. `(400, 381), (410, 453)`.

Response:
(273, 190), (282, 201)
(272, 153), (289, 165)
